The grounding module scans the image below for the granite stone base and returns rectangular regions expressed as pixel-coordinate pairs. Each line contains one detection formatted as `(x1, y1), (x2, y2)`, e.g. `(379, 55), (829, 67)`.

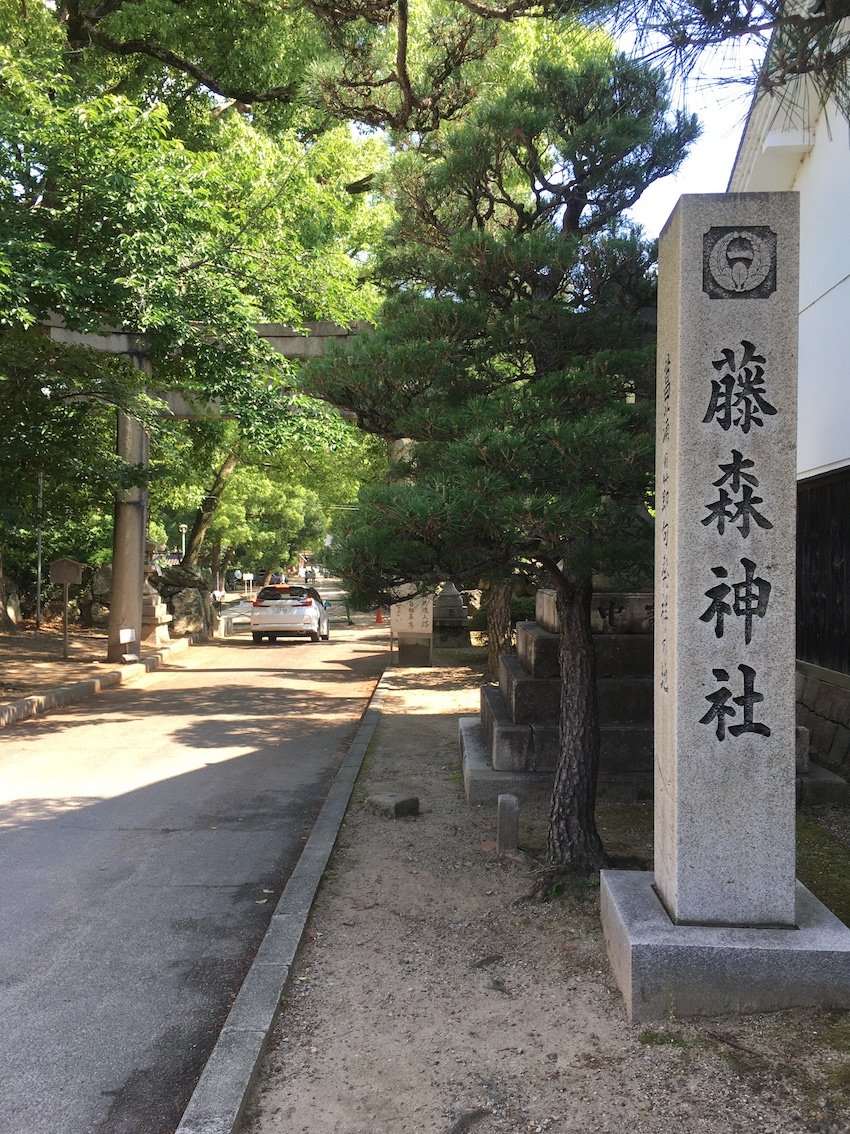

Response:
(459, 716), (552, 807)
(396, 633), (433, 666)
(601, 870), (850, 1022)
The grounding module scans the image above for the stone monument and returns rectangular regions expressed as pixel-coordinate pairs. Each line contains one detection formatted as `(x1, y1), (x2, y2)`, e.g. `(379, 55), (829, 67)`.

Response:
(432, 582), (471, 647)
(390, 591), (434, 666)
(601, 193), (850, 1020)
(141, 543), (172, 646)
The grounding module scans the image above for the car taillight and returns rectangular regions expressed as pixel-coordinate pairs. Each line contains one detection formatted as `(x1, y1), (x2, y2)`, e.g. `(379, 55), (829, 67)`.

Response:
(252, 599), (264, 607)
(295, 598), (313, 607)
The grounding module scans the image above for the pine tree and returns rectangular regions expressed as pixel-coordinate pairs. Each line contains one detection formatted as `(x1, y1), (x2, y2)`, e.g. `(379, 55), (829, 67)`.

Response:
(307, 34), (699, 873)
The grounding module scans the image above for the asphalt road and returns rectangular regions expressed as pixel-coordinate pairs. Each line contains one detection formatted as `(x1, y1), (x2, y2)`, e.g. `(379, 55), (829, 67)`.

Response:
(0, 605), (387, 1134)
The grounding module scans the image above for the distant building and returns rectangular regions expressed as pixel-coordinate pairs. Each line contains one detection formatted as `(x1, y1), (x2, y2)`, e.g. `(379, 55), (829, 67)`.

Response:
(730, 58), (850, 771)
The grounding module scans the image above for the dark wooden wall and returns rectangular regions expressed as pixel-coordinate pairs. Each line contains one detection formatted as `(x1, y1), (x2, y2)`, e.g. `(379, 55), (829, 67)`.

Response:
(797, 467), (850, 674)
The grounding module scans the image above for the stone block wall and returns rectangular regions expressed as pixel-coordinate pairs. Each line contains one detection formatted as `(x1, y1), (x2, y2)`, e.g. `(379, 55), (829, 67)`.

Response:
(796, 667), (850, 777)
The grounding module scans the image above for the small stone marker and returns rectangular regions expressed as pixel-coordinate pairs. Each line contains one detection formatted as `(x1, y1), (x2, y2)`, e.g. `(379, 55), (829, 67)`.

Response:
(601, 193), (850, 1020)
(365, 793), (420, 819)
(795, 725), (811, 774)
(496, 794), (519, 854)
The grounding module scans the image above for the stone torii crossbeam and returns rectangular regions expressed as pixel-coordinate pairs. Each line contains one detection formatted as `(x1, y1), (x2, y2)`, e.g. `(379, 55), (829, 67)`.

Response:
(42, 315), (362, 662)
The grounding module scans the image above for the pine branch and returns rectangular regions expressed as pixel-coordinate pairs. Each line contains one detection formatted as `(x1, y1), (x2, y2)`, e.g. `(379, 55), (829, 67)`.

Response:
(71, 13), (297, 105)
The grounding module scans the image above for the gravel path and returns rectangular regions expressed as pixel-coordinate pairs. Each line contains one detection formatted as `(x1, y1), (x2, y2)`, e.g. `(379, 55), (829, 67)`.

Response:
(243, 663), (850, 1134)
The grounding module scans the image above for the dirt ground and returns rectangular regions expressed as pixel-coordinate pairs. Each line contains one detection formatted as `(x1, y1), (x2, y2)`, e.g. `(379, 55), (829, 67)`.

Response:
(0, 622), (163, 705)
(242, 657), (850, 1134)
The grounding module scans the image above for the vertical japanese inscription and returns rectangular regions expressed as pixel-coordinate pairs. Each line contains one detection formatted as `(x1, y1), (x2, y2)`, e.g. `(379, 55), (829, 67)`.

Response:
(659, 353), (672, 695)
(697, 332), (777, 741)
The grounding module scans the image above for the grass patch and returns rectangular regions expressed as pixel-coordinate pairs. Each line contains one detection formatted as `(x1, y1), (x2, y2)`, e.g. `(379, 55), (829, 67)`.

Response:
(821, 1013), (850, 1053)
(826, 1063), (850, 1089)
(596, 800), (654, 869)
(590, 805), (850, 921)
(638, 1028), (686, 1047)
(796, 813), (850, 925)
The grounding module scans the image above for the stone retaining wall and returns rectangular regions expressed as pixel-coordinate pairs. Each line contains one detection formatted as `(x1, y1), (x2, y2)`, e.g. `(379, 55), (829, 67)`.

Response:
(797, 665), (850, 778)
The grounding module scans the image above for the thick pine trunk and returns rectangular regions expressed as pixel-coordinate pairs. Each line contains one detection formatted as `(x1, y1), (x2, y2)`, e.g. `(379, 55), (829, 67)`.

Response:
(182, 452), (239, 568)
(485, 577), (513, 676)
(545, 570), (608, 874)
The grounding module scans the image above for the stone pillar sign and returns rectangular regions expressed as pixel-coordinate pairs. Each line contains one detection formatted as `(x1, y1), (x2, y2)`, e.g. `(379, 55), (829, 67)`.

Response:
(601, 194), (850, 1020)
(655, 195), (797, 927)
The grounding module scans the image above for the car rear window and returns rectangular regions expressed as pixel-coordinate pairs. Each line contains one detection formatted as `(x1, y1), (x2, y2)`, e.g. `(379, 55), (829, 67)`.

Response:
(256, 586), (308, 601)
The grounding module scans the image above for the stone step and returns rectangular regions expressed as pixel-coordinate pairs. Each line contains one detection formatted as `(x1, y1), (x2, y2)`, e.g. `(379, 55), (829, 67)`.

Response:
(461, 713), (653, 806)
(516, 621), (559, 679)
(515, 623), (653, 681)
(499, 654), (560, 724)
(599, 724), (654, 776)
(500, 651), (652, 727)
(459, 717), (552, 807)
(598, 677), (653, 724)
(797, 762), (850, 807)
(482, 683), (653, 780)
(481, 684), (557, 772)
(594, 635), (654, 678)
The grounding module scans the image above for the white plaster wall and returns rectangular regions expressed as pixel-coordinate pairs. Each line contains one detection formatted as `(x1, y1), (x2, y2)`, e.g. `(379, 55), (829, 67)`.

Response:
(794, 108), (850, 477)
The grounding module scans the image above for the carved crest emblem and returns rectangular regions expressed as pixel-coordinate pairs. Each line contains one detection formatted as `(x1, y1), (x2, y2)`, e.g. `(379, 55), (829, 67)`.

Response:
(703, 227), (777, 299)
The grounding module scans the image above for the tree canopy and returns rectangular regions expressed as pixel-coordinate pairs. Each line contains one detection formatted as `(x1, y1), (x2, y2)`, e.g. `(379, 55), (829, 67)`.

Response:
(0, 1), (388, 603)
(305, 29), (696, 872)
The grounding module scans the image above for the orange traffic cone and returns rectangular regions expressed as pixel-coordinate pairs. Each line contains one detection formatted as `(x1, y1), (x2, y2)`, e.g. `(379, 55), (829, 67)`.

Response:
(375, 607), (383, 624)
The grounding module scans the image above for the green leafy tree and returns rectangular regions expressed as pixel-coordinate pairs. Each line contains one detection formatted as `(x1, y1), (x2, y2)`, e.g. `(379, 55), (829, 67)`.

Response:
(0, 328), (164, 624)
(0, 8), (385, 610)
(19, 1), (850, 132)
(148, 415), (386, 577)
(308, 33), (696, 874)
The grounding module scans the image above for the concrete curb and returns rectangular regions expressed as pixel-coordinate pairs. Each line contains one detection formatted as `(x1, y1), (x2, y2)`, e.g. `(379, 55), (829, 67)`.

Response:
(175, 672), (390, 1134)
(0, 637), (192, 729)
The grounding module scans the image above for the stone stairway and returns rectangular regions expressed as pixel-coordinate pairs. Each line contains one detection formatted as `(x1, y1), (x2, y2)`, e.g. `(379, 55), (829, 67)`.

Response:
(460, 590), (654, 806)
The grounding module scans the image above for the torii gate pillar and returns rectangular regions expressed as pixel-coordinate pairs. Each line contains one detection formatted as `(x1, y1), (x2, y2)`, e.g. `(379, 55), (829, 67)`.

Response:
(106, 377), (149, 663)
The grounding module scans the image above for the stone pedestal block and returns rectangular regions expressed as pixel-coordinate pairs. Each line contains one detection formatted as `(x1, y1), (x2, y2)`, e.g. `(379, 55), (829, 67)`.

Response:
(516, 622), (560, 679)
(602, 870), (850, 1021)
(499, 655), (560, 725)
(591, 593), (654, 635)
(396, 633), (432, 666)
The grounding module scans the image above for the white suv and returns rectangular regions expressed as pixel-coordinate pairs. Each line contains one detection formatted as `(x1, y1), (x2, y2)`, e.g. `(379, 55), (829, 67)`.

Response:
(250, 584), (330, 644)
